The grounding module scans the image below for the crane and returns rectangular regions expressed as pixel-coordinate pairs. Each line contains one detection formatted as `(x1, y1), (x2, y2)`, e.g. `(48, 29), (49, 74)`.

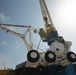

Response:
(0, 0), (76, 68)
(38, 0), (76, 67)
(17, 0), (76, 68)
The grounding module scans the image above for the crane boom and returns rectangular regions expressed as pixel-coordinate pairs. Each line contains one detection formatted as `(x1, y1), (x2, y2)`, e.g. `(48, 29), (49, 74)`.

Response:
(39, 0), (56, 32)
(39, 0), (58, 42)
(0, 24), (29, 28)
(0, 26), (21, 37)
(0, 24), (33, 51)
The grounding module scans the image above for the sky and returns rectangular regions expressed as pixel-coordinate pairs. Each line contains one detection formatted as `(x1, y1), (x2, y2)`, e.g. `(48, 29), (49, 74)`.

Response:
(0, 0), (76, 69)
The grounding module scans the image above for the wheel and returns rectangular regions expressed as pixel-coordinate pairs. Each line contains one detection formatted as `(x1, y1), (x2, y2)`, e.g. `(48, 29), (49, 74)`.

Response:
(27, 50), (40, 62)
(67, 52), (76, 62)
(45, 51), (56, 62)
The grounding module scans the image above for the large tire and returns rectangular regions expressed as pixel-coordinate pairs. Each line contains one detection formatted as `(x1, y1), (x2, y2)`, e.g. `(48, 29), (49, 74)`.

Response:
(27, 50), (40, 62)
(67, 52), (76, 62)
(45, 51), (56, 62)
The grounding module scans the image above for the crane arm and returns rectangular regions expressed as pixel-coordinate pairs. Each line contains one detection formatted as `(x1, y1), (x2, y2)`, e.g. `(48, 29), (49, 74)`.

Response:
(0, 26), (21, 37)
(39, 0), (58, 42)
(22, 38), (32, 51)
(39, 0), (56, 32)
(0, 24), (28, 28)
(0, 25), (34, 51)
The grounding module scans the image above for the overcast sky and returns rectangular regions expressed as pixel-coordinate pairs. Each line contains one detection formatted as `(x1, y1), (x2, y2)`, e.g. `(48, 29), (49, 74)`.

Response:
(0, 0), (76, 69)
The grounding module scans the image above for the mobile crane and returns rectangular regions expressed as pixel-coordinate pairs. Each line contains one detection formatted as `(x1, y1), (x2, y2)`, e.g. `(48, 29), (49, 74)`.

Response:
(0, 0), (76, 74)
(26, 0), (76, 68)
(38, 0), (76, 66)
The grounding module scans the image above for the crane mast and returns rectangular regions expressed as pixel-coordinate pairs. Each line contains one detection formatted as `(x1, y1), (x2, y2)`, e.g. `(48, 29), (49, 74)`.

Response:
(39, 0), (58, 42)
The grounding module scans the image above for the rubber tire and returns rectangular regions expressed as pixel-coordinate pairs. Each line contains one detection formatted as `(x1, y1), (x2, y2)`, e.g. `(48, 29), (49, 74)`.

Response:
(27, 50), (40, 62)
(45, 51), (56, 62)
(67, 52), (76, 62)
